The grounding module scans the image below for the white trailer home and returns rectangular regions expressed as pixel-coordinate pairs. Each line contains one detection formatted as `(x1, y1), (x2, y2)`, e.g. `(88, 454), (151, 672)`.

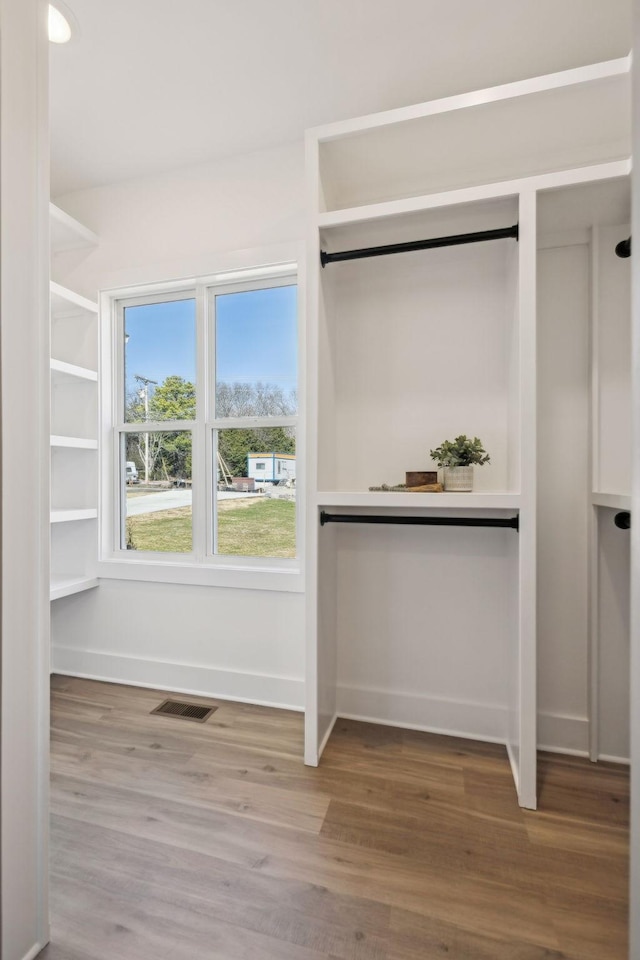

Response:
(247, 452), (296, 485)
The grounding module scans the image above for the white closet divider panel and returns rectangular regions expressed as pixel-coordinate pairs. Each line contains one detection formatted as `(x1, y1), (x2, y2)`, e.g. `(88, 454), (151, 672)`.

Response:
(506, 191), (537, 809)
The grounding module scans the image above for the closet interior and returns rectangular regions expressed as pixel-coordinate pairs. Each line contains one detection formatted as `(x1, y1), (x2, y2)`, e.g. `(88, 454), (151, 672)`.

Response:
(305, 57), (631, 808)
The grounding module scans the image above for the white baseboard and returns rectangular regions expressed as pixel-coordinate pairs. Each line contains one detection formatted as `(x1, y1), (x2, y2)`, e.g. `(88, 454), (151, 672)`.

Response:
(22, 943), (46, 960)
(537, 710), (590, 755)
(337, 684), (508, 743)
(49, 655), (631, 763)
(337, 685), (630, 760)
(52, 646), (304, 711)
(598, 754), (630, 766)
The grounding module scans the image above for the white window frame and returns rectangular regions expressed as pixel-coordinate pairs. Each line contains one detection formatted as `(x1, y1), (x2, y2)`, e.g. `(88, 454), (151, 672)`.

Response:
(98, 260), (304, 592)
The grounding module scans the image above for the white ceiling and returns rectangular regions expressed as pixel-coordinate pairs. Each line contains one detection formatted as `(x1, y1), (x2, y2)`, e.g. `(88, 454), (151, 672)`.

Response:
(50, 0), (632, 197)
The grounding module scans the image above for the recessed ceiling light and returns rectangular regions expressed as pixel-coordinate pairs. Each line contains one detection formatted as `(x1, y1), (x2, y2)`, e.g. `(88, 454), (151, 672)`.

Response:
(48, 4), (72, 43)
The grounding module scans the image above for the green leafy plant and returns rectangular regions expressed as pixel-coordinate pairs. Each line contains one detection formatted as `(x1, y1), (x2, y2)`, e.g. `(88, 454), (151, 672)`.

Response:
(429, 435), (490, 468)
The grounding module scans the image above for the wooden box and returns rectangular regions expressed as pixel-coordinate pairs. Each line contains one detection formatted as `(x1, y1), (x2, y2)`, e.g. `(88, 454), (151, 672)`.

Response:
(406, 471), (438, 487)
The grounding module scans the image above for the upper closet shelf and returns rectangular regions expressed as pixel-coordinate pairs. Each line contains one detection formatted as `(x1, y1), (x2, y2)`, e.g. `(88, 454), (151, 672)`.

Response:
(313, 58), (630, 212)
(50, 358), (97, 382)
(317, 159), (631, 230)
(50, 281), (98, 320)
(592, 492), (631, 510)
(50, 202), (99, 254)
(315, 492), (521, 510)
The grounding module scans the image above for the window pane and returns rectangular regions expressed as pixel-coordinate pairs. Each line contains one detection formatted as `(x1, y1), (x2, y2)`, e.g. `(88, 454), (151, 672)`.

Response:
(122, 431), (192, 553)
(124, 298), (196, 422)
(215, 427), (296, 558)
(215, 284), (297, 417)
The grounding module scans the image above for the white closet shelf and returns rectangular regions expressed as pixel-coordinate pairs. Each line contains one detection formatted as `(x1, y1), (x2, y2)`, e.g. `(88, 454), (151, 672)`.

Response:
(316, 161), (632, 231)
(51, 509), (98, 524)
(50, 576), (99, 601)
(50, 358), (98, 382)
(50, 282), (98, 320)
(315, 491), (521, 510)
(592, 492), (631, 510)
(50, 202), (99, 254)
(51, 436), (98, 450)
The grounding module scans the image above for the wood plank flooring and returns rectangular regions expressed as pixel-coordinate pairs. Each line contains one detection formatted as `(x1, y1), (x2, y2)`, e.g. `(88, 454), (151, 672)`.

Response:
(43, 676), (629, 960)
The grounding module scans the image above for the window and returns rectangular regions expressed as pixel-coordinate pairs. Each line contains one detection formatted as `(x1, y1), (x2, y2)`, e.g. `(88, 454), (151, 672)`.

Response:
(104, 266), (300, 587)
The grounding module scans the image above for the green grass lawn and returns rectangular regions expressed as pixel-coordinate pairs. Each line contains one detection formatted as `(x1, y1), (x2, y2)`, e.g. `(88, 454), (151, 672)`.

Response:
(126, 497), (296, 557)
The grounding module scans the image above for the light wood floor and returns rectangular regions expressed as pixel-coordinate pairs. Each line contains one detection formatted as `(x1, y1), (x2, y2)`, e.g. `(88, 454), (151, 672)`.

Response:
(43, 676), (629, 960)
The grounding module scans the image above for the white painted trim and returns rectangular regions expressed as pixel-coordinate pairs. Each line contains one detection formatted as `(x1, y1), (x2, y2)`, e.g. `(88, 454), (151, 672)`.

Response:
(100, 255), (302, 590)
(599, 754), (631, 765)
(51, 648), (305, 712)
(316, 491), (520, 510)
(337, 688), (598, 758)
(2, 1), (51, 952)
(318, 713), (338, 759)
(20, 942), (47, 960)
(538, 710), (590, 756)
(337, 684), (508, 742)
(339, 710), (508, 748)
(309, 57), (630, 143)
(537, 745), (630, 764)
(96, 558), (303, 593)
(537, 744), (591, 759)
(318, 160), (632, 229)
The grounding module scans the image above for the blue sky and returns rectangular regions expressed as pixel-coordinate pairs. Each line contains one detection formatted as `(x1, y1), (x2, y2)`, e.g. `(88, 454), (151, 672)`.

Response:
(124, 285), (297, 399)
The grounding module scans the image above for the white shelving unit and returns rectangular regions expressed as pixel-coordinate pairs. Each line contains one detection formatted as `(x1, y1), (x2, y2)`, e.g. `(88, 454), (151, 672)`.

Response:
(305, 57), (632, 809)
(50, 205), (100, 601)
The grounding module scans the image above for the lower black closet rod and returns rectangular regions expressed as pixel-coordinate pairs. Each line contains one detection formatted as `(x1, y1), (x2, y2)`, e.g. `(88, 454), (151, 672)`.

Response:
(615, 511), (631, 530)
(320, 511), (519, 531)
(320, 224), (519, 267)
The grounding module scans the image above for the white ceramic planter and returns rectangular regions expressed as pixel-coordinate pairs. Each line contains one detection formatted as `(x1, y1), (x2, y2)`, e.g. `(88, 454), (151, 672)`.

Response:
(443, 466), (473, 492)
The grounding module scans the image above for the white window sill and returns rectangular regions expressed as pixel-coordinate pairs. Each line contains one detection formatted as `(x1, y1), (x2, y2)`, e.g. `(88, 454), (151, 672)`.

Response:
(97, 558), (304, 593)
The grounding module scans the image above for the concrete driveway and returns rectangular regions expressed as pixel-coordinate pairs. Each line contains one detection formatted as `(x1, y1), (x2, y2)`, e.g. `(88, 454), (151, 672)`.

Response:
(126, 489), (261, 516)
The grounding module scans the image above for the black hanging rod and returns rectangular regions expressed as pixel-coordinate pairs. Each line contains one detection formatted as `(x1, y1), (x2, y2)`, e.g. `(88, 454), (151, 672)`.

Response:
(320, 511), (519, 531)
(320, 224), (519, 267)
(614, 511), (631, 530)
(615, 237), (631, 259)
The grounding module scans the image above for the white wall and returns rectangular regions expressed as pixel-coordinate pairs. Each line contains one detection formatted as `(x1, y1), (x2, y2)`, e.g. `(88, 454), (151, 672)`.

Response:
(53, 141), (305, 296)
(1, 0), (50, 957)
(51, 141), (307, 712)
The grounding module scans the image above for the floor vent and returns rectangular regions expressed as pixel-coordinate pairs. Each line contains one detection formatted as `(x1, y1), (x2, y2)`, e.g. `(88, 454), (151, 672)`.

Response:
(151, 699), (218, 723)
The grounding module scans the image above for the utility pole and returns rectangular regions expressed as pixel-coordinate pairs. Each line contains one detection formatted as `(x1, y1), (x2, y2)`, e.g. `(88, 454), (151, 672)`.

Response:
(134, 374), (158, 484)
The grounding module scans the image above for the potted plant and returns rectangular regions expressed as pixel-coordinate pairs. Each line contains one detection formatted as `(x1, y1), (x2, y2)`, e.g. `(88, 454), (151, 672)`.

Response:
(429, 435), (490, 492)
